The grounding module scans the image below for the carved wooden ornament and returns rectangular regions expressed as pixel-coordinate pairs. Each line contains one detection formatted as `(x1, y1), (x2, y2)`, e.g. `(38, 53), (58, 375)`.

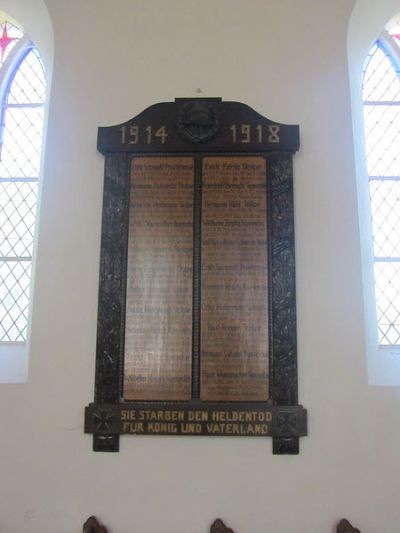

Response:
(83, 516), (108, 533)
(210, 519), (235, 533)
(337, 519), (361, 533)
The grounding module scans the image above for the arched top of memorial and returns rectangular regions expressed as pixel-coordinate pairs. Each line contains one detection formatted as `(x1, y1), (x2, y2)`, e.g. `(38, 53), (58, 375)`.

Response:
(97, 98), (299, 154)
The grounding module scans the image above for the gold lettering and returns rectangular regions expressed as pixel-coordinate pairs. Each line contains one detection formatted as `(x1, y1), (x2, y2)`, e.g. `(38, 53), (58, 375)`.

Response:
(120, 125), (169, 145)
(241, 124), (251, 143)
(120, 125), (139, 144)
(120, 126), (126, 144)
(129, 125), (139, 144)
(230, 124), (269, 144)
(256, 124), (262, 143)
(210, 411), (272, 423)
(138, 410), (185, 422)
(230, 125), (237, 143)
(145, 125), (152, 144)
(181, 423), (202, 434)
(122, 422), (144, 433)
(155, 126), (168, 144)
(188, 410), (208, 421)
(148, 422), (177, 433)
(121, 410), (136, 421)
(268, 124), (280, 143)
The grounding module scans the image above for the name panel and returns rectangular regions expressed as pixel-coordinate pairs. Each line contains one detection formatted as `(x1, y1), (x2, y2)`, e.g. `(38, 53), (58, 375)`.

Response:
(124, 157), (194, 400)
(201, 156), (269, 401)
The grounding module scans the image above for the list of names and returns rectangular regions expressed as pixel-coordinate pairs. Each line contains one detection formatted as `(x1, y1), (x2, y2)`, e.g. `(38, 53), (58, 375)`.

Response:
(124, 157), (194, 400)
(200, 156), (269, 401)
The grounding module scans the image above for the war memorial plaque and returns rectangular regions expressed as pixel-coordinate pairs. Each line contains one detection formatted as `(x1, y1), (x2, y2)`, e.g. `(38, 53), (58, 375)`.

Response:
(85, 98), (307, 454)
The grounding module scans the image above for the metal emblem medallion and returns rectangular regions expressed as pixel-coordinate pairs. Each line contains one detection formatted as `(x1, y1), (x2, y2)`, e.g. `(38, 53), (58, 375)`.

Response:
(176, 101), (220, 143)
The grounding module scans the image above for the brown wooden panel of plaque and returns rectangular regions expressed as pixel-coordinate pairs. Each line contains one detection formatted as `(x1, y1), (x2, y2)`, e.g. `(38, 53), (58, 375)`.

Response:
(201, 156), (269, 401)
(124, 157), (194, 401)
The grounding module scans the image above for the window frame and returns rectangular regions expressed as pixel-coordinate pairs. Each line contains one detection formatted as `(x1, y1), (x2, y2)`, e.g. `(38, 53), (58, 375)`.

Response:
(361, 29), (400, 385)
(0, 27), (45, 382)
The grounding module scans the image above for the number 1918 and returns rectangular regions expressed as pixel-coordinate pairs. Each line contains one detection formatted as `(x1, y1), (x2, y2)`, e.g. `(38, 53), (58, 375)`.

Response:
(229, 124), (280, 144)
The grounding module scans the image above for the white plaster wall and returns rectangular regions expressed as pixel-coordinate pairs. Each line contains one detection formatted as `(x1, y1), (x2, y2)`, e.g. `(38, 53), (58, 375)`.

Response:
(1, 1), (400, 532)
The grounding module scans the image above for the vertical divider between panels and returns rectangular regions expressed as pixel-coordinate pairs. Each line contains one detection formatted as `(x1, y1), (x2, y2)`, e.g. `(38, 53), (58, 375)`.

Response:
(191, 156), (202, 400)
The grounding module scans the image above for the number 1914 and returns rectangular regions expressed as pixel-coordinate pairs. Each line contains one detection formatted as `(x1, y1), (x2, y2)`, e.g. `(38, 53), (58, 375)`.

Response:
(119, 125), (168, 145)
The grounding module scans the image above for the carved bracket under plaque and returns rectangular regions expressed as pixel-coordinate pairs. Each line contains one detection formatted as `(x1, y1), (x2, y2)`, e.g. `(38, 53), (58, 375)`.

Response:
(85, 98), (307, 454)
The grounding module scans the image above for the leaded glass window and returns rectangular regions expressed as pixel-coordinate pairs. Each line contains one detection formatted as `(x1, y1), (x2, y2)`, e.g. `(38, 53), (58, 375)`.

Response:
(0, 21), (45, 343)
(363, 32), (400, 346)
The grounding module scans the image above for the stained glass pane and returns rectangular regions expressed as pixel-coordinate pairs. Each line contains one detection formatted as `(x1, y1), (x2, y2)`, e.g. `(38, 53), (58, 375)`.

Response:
(363, 45), (400, 102)
(369, 180), (400, 258)
(0, 107), (44, 178)
(0, 22), (23, 67)
(374, 262), (400, 345)
(364, 105), (400, 176)
(8, 49), (45, 105)
(0, 182), (38, 258)
(0, 260), (32, 342)
(363, 38), (400, 346)
(388, 26), (400, 50)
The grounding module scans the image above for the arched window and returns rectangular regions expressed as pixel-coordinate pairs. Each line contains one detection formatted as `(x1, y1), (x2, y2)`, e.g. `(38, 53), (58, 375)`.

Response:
(0, 17), (46, 378)
(362, 26), (400, 348)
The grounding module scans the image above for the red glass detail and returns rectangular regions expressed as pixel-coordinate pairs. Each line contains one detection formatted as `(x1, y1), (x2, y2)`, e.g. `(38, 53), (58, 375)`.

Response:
(0, 25), (15, 60)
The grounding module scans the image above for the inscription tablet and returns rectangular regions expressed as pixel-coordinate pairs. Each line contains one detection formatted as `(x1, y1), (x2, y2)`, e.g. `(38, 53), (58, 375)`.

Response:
(201, 156), (269, 401)
(124, 156), (194, 400)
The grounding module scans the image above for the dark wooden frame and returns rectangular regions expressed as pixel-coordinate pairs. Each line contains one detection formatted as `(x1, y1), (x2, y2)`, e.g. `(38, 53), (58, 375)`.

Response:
(85, 98), (307, 453)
